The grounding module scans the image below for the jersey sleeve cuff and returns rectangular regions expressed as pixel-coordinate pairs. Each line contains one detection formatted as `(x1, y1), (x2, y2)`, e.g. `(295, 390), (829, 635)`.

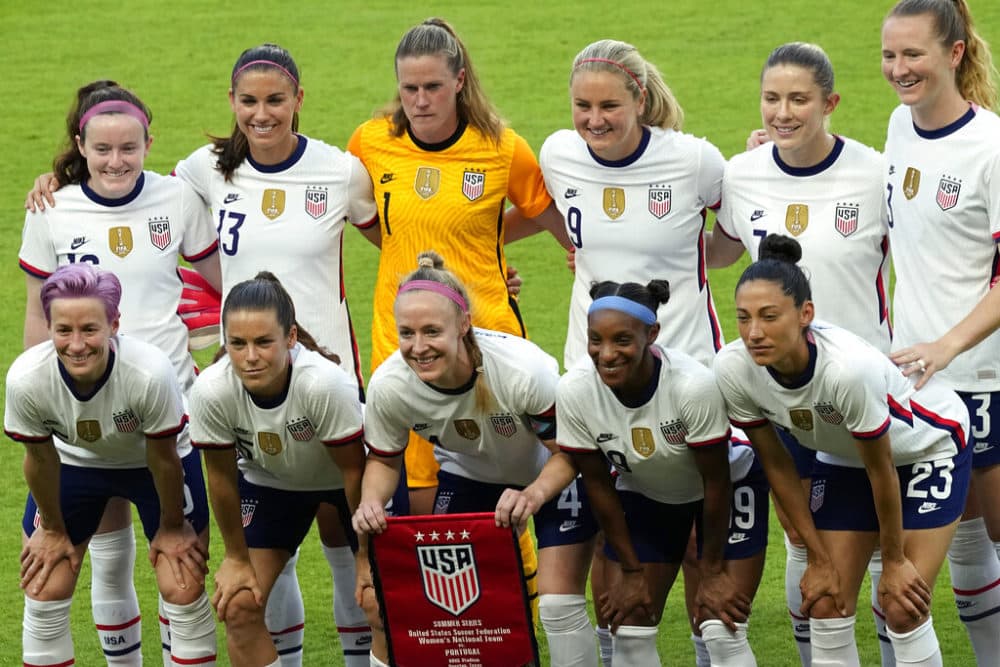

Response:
(146, 415), (189, 440)
(687, 429), (732, 448)
(851, 417), (890, 441)
(4, 429), (51, 444)
(353, 214), (379, 230)
(182, 241), (219, 263)
(191, 440), (235, 450)
(323, 427), (365, 448)
(730, 417), (769, 429)
(367, 443), (405, 457)
(19, 259), (51, 280)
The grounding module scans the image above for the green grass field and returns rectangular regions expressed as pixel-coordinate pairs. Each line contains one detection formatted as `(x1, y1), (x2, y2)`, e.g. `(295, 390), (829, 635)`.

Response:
(3, 0), (999, 664)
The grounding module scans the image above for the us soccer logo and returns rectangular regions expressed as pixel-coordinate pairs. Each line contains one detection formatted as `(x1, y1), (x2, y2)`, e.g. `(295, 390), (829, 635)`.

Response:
(810, 480), (825, 512)
(648, 187), (671, 219)
(834, 205), (859, 237)
(286, 417), (316, 442)
(815, 403), (844, 425)
(462, 170), (485, 201)
(659, 419), (687, 445)
(113, 409), (140, 433)
(305, 187), (328, 219)
(417, 544), (481, 615)
(147, 218), (171, 250)
(936, 177), (961, 211)
(489, 413), (516, 438)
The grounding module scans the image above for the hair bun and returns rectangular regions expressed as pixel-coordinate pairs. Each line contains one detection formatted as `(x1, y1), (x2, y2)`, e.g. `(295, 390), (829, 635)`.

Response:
(758, 234), (802, 264)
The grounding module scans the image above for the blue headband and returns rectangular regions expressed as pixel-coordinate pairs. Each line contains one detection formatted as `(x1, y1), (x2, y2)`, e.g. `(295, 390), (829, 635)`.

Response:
(588, 296), (657, 325)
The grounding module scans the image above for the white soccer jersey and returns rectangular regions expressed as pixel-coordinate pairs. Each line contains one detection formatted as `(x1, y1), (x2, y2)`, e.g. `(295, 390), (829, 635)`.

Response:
(718, 137), (891, 351)
(19, 172), (217, 392)
(557, 345), (732, 504)
(365, 329), (558, 487)
(174, 135), (377, 389)
(885, 104), (1000, 391)
(4, 336), (187, 469)
(714, 322), (968, 467)
(189, 344), (363, 491)
(540, 126), (725, 369)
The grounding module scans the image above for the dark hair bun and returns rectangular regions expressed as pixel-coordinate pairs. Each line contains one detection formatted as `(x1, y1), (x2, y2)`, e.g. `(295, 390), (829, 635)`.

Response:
(645, 279), (670, 305)
(758, 234), (802, 264)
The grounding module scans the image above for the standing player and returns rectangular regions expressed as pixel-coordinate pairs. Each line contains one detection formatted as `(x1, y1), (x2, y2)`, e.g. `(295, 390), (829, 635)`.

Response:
(558, 279), (757, 667)
(716, 43), (893, 665)
(352, 252), (599, 667)
(347, 17), (569, 517)
(880, 2), (1000, 663)
(19, 80), (220, 666)
(716, 234), (970, 667)
(5, 264), (215, 667)
(190, 272), (366, 667)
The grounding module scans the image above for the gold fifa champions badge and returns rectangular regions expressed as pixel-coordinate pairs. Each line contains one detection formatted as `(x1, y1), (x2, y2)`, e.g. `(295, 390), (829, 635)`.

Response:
(903, 167), (920, 200)
(261, 189), (286, 220)
(258, 431), (283, 455)
(789, 408), (814, 431)
(108, 227), (133, 258)
(77, 420), (102, 442)
(453, 419), (481, 440)
(414, 167), (440, 200)
(603, 187), (625, 220)
(784, 204), (809, 236)
(631, 427), (656, 457)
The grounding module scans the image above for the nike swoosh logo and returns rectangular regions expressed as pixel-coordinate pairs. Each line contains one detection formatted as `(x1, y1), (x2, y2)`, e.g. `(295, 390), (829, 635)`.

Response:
(70, 239), (87, 250)
(380, 174), (395, 184)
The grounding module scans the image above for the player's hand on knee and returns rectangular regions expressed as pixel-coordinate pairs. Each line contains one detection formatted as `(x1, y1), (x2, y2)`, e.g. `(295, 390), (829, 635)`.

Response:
(879, 557), (931, 622)
(695, 569), (751, 631)
(800, 558), (847, 617)
(212, 556), (263, 622)
(149, 521), (207, 588)
(20, 527), (79, 595)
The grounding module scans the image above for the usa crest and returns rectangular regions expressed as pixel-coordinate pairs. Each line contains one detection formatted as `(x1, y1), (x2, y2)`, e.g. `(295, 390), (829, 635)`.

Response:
(113, 409), (140, 433)
(305, 187), (328, 219)
(785, 204), (808, 236)
(418, 544), (481, 615)
(603, 187), (625, 220)
(257, 431), (283, 455)
(814, 403), (844, 425)
(903, 167), (921, 200)
(108, 226), (133, 258)
(453, 419), (480, 440)
(648, 187), (671, 219)
(147, 218), (171, 250)
(631, 427), (655, 458)
(286, 417), (316, 442)
(810, 480), (825, 513)
(241, 500), (258, 528)
(489, 413), (517, 438)
(659, 420), (687, 445)
(77, 420), (102, 442)
(936, 177), (961, 211)
(262, 189), (286, 220)
(414, 167), (440, 200)
(789, 408), (814, 431)
(462, 170), (485, 201)
(834, 205), (859, 237)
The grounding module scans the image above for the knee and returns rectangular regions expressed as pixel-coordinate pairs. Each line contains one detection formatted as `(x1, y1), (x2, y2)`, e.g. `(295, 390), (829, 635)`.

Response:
(222, 589), (267, 635)
(808, 595), (845, 620)
(160, 579), (206, 606)
(882, 598), (928, 634)
(538, 594), (589, 632)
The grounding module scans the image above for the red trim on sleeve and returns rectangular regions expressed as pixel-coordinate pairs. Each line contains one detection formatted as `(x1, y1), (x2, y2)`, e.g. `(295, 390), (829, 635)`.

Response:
(146, 414), (189, 440)
(354, 214), (379, 230)
(323, 427), (365, 448)
(182, 241), (219, 263)
(687, 430), (733, 448)
(731, 417), (769, 429)
(4, 429), (51, 444)
(558, 444), (599, 454)
(851, 417), (890, 441)
(715, 222), (740, 241)
(191, 440), (235, 450)
(367, 443), (405, 458)
(19, 259), (52, 280)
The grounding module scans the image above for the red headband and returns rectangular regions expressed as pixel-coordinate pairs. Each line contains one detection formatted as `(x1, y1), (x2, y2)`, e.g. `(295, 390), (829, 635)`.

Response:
(397, 280), (468, 313)
(232, 59), (299, 87)
(575, 57), (645, 94)
(79, 100), (149, 132)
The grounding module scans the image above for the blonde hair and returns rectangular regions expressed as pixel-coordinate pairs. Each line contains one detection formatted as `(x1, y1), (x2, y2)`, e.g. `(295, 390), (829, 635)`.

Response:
(381, 18), (504, 143)
(571, 39), (684, 130)
(398, 251), (494, 411)
(887, 0), (998, 110)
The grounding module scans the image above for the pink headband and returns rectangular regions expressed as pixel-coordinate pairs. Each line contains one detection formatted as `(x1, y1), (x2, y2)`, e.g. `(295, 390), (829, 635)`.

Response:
(575, 57), (645, 94)
(232, 59), (299, 86)
(397, 280), (468, 313)
(78, 100), (149, 132)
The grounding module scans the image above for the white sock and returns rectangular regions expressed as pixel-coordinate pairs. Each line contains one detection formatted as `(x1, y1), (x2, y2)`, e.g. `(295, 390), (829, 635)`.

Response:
(369, 655), (390, 667)
(810, 615), (859, 667)
(784, 535), (811, 666)
(323, 544), (371, 666)
(700, 619), (756, 666)
(538, 594), (598, 667)
(158, 596), (171, 667)
(691, 632), (710, 667)
(949, 518), (1000, 664)
(90, 525), (142, 665)
(611, 625), (658, 667)
(23, 596), (74, 666)
(595, 626), (613, 667)
(161, 594), (217, 666)
(867, 549), (895, 667)
(265, 552), (305, 666)
(888, 616), (942, 666)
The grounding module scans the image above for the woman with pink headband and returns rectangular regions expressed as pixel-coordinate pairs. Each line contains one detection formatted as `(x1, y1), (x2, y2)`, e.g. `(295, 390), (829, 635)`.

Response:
(18, 79), (221, 666)
(353, 251), (599, 667)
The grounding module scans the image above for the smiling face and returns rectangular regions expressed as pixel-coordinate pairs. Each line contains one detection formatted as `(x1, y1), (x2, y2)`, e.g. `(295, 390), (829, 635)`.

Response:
(75, 113), (151, 199)
(570, 70), (645, 162)
(881, 13), (966, 127)
(229, 68), (303, 165)
(760, 64), (838, 168)
(49, 297), (118, 391)
(394, 290), (471, 388)
(587, 309), (658, 396)
(396, 54), (464, 144)
(224, 308), (296, 399)
(735, 279), (814, 379)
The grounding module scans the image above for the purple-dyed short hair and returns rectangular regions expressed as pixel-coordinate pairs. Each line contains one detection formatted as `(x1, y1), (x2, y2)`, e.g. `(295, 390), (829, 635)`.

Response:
(40, 264), (122, 324)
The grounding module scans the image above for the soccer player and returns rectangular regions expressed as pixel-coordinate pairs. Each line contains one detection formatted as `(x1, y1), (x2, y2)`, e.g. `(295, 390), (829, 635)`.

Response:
(352, 252), (598, 667)
(19, 80), (220, 666)
(347, 17), (569, 517)
(880, 2), (1000, 663)
(189, 272), (366, 667)
(715, 234), (971, 667)
(4, 264), (215, 667)
(715, 43), (893, 665)
(557, 279), (757, 667)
